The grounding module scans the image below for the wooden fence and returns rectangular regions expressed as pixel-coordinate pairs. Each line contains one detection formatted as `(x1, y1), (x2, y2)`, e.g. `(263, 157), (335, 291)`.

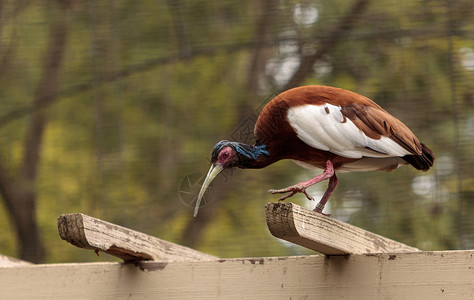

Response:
(1, 202), (473, 299)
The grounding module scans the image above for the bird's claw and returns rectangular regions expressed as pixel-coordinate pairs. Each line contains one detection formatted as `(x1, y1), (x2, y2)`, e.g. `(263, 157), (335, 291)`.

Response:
(313, 206), (331, 217)
(268, 185), (314, 201)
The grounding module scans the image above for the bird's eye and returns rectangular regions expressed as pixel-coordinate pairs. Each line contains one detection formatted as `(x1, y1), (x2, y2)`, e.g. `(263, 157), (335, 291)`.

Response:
(222, 152), (228, 159)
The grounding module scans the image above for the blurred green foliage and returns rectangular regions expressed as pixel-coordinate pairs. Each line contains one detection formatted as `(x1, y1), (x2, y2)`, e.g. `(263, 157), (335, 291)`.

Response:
(0, 0), (472, 263)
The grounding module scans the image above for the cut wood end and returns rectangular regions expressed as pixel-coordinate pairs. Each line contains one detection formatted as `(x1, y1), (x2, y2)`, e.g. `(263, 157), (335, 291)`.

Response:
(57, 213), (92, 249)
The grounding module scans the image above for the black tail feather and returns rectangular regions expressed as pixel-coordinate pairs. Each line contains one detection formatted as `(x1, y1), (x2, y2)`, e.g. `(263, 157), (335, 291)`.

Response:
(402, 143), (435, 171)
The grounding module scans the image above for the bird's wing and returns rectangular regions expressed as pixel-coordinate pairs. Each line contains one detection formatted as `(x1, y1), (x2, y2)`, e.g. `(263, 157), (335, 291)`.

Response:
(287, 103), (421, 159)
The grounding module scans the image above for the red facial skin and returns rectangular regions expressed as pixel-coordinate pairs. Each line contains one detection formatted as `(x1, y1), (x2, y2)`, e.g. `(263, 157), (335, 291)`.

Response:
(214, 146), (239, 169)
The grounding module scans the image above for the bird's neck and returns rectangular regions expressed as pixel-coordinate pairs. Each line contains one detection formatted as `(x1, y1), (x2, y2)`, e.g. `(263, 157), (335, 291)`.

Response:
(232, 142), (272, 169)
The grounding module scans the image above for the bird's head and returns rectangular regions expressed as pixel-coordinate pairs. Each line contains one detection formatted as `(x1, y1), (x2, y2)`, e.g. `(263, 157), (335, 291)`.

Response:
(193, 140), (238, 217)
(211, 140), (241, 168)
(193, 140), (270, 217)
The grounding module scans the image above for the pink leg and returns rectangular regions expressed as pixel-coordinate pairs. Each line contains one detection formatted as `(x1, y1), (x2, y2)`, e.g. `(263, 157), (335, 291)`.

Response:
(313, 173), (338, 214)
(268, 160), (335, 203)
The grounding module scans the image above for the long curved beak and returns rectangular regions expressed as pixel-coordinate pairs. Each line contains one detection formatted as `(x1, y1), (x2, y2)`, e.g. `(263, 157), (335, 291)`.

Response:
(194, 163), (224, 217)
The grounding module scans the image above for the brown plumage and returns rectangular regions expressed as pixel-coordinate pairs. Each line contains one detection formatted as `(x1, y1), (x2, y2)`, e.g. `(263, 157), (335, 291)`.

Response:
(254, 85), (433, 171)
(194, 85), (434, 216)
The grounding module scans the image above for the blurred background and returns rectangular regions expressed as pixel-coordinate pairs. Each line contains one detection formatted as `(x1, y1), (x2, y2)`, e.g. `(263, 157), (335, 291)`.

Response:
(0, 0), (472, 263)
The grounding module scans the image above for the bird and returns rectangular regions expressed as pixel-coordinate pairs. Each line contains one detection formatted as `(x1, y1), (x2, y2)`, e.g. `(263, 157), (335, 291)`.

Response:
(194, 85), (434, 217)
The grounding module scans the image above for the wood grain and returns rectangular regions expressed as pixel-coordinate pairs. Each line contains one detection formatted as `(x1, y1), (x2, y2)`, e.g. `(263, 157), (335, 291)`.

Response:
(1, 251), (473, 299)
(266, 202), (419, 254)
(0, 254), (32, 267)
(57, 213), (217, 262)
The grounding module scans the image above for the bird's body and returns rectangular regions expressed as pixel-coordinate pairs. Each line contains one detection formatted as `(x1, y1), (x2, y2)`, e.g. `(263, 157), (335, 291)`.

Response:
(253, 85), (432, 172)
(194, 85), (434, 216)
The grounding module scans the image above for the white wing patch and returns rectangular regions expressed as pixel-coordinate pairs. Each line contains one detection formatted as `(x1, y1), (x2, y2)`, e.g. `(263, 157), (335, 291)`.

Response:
(287, 104), (411, 159)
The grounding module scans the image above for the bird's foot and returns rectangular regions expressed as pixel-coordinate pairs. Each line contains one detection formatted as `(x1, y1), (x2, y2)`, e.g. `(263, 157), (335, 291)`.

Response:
(313, 203), (331, 217)
(268, 185), (314, 201)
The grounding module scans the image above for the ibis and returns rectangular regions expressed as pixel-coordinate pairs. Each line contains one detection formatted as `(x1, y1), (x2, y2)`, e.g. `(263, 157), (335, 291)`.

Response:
(194, 85), (434, 217)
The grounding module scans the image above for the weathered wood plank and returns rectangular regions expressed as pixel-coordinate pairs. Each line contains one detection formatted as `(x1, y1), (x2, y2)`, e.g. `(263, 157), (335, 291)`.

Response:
(0, 254), (32, 267)
(57, 213), (217, 262)
(1, 251), (473, 299)
(266, 202), (419, 255)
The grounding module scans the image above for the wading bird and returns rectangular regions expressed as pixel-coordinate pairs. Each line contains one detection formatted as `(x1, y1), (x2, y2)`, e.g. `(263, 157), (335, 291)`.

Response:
(194, 85), (434, 217)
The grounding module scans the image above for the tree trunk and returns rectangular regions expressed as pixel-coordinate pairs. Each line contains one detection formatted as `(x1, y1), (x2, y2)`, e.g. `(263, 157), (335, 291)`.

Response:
(0, 2), (71, 263)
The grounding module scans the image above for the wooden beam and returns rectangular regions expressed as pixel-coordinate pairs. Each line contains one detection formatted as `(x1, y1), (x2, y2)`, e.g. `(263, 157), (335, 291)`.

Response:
(0, 254), (32, 267)
(1, 251), (473, 299)
(57, 213), (217, 262)
(266, 202), (419, 255)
